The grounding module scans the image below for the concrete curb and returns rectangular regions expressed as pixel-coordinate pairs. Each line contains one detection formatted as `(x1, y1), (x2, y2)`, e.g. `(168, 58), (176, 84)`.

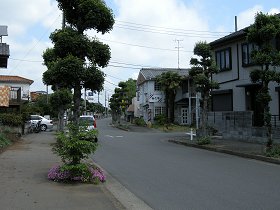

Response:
(169, 140), (280, 165)
(92, 161), (153, 210)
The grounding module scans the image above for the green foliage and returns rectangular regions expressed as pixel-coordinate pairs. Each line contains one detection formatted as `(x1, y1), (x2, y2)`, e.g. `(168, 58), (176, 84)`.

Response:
(109, 78), (136, 118)
(61, 163), (92, 182)
(156, 71), (184, 123)
(189, 41), (219, 93)
(134, 117), (146, 126)
(265, 144), (280, 158)
(0, 113), (22, 126)
(52, 123), (98, 165)
(50, 89), (72, 111)
(57, 0), (114, 34)
(190, 41), (219, 135)
(0, 133), (11, 149)
(196, 136), (211, 145)
(206, 126), (218, 136)
(43, 0), (114, 125)
(154, 114), (167, 125)
(247, 13), (280, 147)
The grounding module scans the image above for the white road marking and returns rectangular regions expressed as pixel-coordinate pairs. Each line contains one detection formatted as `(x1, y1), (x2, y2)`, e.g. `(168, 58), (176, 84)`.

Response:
(105, 135), (114, 138)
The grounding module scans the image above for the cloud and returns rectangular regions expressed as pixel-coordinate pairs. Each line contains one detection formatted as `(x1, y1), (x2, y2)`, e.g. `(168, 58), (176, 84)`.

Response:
(1, 0), (60, 92)
(237, 5), (280, 30)
(92, 0), (210, 85)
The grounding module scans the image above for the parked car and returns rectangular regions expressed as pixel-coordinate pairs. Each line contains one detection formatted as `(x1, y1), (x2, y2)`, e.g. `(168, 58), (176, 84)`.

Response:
(30, 115), (53, 131)
(79, 115), (97, 131)
(79, 115), (98, 142)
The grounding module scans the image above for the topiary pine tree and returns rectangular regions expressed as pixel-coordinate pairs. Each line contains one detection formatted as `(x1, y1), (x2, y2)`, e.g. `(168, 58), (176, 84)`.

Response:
(43, 0), (114, 126)
(247, 12), (280, 149)
(189, 41), (219, 136)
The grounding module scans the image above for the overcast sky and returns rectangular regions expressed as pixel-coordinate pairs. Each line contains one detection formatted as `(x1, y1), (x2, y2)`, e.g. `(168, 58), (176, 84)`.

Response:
(0, 0), (279, 106)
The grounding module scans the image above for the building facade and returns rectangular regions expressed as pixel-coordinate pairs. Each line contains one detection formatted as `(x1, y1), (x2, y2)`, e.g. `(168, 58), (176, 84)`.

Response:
(136, 68), (199, 125)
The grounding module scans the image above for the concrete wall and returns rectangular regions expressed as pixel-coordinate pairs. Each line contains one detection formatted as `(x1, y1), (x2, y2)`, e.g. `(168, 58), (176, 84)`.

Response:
(208, 111), (280, 144)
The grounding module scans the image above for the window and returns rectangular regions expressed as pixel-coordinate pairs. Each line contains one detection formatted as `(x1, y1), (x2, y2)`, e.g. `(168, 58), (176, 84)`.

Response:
(154, 81), (161, 91)
(154, 106), (165, 117)
(242, 43), (257, 66)
(182, 81), (188, 94)
(215, 48), (232, 71)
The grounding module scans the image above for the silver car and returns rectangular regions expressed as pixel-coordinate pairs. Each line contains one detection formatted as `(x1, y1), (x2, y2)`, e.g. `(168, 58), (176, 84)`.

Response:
(30, 115), (53, 131)
(79, 115), (97, 131)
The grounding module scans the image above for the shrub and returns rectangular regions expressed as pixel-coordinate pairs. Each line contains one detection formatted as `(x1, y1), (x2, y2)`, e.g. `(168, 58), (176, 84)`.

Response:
(197, 136), (211, 145)
(0, 113), (22, 126)
(134, 117), (146, 126)
(52, 123), (98, 165)
(206, 126), (218, 136)
(0, 133), (11, 149)
(265, 144), (280, 158)
(154, 114), (167, 125)
(50, 123), (101, 184)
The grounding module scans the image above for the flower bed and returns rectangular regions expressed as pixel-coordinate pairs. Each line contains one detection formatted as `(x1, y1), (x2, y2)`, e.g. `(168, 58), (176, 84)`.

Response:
(48, 163), (106, 184)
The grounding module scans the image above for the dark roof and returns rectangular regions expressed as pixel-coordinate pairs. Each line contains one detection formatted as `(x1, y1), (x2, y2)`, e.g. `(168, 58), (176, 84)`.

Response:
(210, 13), (280, 48)
(210, 28), (248, 47)
(0, 75), (33, 85)
(137, 68), (189, 85)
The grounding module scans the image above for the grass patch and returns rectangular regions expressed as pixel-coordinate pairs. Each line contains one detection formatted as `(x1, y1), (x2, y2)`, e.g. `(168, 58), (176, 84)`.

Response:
(152, 124), (193, 132)
(265, 144), (280, 158)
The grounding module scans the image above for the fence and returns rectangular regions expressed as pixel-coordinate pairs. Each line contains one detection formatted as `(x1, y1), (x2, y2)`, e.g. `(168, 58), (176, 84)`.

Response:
(207, 111), (280, 143)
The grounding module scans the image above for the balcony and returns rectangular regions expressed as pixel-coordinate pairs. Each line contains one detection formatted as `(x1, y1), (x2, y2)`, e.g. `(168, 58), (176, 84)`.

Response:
(9, 87), (21, 105)
(0, 43), (10, 68)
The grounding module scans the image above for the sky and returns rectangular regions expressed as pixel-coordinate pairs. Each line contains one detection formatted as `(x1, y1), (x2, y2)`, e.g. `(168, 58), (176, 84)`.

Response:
(0, 0), (280, 106)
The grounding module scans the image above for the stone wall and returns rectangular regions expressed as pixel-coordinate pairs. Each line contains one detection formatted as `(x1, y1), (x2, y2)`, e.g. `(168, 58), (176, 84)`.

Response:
(207, 111), (280, 144)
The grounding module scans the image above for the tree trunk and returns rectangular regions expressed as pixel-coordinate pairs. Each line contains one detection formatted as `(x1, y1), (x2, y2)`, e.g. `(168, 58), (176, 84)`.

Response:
(73, 85), (82, 125)
(201, 92), (208, 136)
(57, 108), (65, 132)
(169, 93), (175, 123)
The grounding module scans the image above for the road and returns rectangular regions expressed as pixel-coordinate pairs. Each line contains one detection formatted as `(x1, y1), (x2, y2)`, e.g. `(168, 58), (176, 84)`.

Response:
(93, 118), (280, 210)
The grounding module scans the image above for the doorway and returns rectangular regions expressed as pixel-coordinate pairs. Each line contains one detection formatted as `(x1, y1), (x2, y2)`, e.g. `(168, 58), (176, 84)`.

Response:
(181, 108), (188, 125)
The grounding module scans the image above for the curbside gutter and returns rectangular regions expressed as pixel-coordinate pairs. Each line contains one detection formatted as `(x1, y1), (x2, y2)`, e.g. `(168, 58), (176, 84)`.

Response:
(168, 140), (280, 165)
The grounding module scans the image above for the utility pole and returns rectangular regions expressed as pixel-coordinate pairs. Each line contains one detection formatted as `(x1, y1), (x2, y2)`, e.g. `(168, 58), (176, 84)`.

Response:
(105, 90), (107, 117)
(175, 39), (183, 69)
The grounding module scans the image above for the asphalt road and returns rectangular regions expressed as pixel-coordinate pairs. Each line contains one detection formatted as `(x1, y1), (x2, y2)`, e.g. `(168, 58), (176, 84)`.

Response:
(93, 118), (280, 210)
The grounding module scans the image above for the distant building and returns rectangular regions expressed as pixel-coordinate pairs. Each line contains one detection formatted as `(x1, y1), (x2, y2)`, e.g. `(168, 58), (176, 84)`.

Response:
(0, 75), (33, 112)
(136, 68), (198, 125)
(30, 91), (47, 102)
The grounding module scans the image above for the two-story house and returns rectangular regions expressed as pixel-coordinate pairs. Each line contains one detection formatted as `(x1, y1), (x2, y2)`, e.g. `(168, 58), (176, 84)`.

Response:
(136, 68), (198, 125)
(0, 75), (34, 112)
(208, 15), (280, 142)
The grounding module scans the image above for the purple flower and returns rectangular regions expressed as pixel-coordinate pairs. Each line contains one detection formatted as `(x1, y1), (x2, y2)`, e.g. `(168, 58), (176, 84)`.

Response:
(48, 164), (106, 183)
(89, 167), (106, 182)
(47, 165), (70, 181)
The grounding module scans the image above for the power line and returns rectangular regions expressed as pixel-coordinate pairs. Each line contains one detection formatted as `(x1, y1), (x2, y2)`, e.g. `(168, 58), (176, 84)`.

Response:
(114, 25), (224, 38)
(113, 21), (231, 38)
(99, 38), (192, 53)
(116, 20), (232, 34)
(105, 80), (118, 86)
(9, 14), (61, 74)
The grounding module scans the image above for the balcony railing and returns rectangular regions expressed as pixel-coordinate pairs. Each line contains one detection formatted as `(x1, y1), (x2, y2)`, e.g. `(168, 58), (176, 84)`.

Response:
(9, 87), (21, 105)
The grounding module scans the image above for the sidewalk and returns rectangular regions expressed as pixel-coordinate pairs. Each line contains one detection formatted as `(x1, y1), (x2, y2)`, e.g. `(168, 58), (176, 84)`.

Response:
(0, 131), (124, 210)
(169, 136), (280, 165)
